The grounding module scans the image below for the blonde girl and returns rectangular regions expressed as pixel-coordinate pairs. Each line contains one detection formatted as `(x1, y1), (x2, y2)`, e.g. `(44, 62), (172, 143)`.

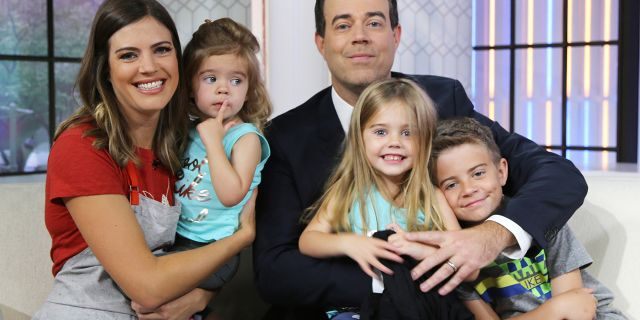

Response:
(173, 17), (271, 292)
(299, 78), (459, 279)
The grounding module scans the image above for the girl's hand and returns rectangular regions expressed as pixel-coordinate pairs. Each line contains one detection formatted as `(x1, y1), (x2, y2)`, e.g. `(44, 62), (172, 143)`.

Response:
(197, 101), (236, 146)
(388, 235), (437, 261)
(387, 223), (405, 235)
(387, 223), (437, 261)
(131, 288), (215, 320)
(341, 234), (403, 278)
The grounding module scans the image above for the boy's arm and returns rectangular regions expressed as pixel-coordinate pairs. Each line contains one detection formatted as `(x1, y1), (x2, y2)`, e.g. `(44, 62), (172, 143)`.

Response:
(506, 270), (594, 320)
(507, 288), (596, 320)
(550, 268), (585, 295)
(299, 204), (403, 278)
(464, 299), (500, 320)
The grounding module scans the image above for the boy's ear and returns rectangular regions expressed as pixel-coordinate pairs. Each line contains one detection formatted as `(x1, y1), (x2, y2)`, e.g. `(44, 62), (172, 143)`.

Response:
(498, 158), (508, 186)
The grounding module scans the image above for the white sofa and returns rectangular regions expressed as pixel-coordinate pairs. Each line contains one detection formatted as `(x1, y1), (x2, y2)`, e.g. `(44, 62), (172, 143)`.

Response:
(0, 171), (638, 319)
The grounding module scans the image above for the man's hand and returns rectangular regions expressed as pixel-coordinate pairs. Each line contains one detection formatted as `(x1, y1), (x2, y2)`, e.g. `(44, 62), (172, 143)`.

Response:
(404, 221), (515, 295)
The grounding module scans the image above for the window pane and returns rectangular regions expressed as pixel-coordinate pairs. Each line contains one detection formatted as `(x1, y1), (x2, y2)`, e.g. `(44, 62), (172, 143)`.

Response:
(514, 47), (563, 146)
(568, 0), (619, 42)
(473, 0), (511, 46)
(0, 0), (47, 56)
(161, 0), (252, 48)
(0, 61), (49, 174)
(54, 0), (103, 57)
(567, 45), (618, 148)
(394, 0), (473, 87)
(55, 62), (81, 126)
(567, 150), (617, 171)
(515, 0), (563, 44)
(471, 49), (511, 130)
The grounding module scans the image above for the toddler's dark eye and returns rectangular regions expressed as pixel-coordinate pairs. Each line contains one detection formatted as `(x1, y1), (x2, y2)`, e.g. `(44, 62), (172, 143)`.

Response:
(204, 76), (217, 84)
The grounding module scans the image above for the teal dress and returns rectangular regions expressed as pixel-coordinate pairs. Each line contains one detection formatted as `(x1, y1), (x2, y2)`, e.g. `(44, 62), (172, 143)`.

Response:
(348, 188), (425, 234)
(175, 123), (270, 242)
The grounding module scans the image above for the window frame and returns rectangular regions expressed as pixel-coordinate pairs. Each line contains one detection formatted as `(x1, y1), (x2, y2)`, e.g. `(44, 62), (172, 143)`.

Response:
(0, 0), (83, 176)
(472, 0), (638, 163)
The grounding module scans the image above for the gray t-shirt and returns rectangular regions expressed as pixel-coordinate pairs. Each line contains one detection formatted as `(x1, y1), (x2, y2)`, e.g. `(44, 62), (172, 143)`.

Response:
(458, 225), (626, 319)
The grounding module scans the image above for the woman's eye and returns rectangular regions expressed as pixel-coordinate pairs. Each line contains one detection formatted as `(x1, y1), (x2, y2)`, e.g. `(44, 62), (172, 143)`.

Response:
(119, 52), (137, 61)
(401, 129), (411, 136)
(204, 76), (216, 84)
(231, 78), (242, 86)
(155, 46), (172, 55)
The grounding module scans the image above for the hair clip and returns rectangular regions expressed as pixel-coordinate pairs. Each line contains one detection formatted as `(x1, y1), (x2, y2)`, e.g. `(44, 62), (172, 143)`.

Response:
(204, 19), (213, 24)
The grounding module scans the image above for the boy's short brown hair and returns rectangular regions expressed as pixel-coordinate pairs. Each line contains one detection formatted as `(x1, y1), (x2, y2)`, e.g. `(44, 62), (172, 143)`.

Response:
(430, 118), (502, 182)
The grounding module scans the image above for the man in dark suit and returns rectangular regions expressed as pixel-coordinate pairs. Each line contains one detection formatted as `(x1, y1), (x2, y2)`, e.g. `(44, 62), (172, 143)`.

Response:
(254, 0), (588, 318)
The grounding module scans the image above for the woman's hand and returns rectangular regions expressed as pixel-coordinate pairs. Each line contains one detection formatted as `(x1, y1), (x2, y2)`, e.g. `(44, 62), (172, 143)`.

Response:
(341, 233), (403, 278)
(235, 190), (257, 246)
(132, 288), (215, 320)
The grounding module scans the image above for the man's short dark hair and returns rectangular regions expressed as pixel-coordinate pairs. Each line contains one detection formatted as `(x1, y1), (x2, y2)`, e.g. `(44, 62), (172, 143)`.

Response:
(314, 0), (399, 37)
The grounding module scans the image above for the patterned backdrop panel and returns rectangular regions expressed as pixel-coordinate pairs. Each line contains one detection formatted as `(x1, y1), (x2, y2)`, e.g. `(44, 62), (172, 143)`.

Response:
(394, 0), (472, 93)
(158, 0), (251, 48)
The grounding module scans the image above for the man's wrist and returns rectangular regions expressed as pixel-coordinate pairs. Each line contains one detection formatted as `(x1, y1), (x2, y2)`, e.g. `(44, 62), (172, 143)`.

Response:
(480, 220), (516, 251)
(486, 215), (533, 259)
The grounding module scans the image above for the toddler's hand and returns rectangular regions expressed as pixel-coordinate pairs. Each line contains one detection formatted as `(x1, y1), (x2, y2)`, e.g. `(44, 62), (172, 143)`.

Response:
(197, 100), (234, 146)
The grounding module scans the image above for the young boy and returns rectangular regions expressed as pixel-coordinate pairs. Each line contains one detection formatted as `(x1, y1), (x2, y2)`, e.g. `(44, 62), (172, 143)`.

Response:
(430, 118), (626, 320)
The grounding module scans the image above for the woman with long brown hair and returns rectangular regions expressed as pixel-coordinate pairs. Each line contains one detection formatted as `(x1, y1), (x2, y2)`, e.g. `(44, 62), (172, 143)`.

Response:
(34, 0), (255, 318)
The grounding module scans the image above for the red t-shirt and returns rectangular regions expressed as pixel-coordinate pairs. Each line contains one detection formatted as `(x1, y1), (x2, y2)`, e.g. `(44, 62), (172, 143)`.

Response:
(45, 123), (175, 275)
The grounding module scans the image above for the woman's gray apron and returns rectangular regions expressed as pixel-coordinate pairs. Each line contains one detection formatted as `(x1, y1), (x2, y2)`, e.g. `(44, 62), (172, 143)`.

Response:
(33, 164), (180, 319)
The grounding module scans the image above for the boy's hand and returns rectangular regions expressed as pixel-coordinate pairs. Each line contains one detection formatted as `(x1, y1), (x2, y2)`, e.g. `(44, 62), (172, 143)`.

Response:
(341, 234), (403, 278)
(547, 288), (597, 320)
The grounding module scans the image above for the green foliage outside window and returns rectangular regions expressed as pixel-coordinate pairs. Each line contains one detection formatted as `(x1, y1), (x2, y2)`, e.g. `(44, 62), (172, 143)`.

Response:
(0, 0), (102, 174)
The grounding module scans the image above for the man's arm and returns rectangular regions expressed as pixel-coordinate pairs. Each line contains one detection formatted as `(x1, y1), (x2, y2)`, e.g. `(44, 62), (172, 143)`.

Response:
(421, 76), (588, 247)
(253, 126), (369, 308)
(407, 77), (588, 294)
(444, 77), (588, 248)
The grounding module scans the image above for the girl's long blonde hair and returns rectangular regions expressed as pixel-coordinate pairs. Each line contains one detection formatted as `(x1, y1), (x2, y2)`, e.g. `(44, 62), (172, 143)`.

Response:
(310, 78), (445, 233)
(182, 18), (272, 131)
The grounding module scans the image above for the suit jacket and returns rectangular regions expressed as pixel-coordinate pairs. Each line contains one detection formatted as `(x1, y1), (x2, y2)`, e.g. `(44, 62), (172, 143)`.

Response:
(254, 73), (587, 319)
